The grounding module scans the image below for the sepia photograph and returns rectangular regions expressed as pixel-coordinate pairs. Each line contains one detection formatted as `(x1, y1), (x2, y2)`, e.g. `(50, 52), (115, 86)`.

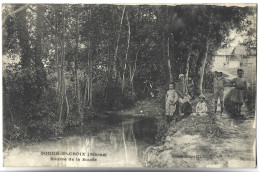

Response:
(2, 3), (257, 168)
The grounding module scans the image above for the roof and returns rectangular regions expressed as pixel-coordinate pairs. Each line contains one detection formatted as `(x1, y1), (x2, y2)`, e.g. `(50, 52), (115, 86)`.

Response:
(216, 45), (248, 56)
(232, 45), (247, 55)
(216, 46), (234, 56)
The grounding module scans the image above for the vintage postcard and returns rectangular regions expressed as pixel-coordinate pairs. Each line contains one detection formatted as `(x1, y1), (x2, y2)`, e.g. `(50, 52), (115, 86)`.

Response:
(2, 3), (257, 168)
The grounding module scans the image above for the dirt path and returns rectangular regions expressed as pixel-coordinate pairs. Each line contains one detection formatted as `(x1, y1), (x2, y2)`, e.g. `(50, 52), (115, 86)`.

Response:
(214, 69), (256, 167)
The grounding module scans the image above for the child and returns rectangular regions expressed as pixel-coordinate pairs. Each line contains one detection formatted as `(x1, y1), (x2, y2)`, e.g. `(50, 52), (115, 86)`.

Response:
(230, 69), (247, 116)
(196, 95), (208, 116)
(213, 71), (229, 114)
(165, 83), (178, 123)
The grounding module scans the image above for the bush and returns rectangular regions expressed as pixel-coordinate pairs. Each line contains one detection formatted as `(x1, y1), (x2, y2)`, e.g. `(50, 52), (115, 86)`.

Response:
(93, 84), (136, 111)
(3, 66), (61, 143)
(246, 85), (256, 114)
(155, 87), (167, 111)
(24, 88), (60, 141)
(203, 70), (214, 91)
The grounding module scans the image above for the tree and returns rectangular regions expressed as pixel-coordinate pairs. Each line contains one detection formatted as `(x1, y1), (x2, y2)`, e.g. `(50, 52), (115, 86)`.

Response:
(2, 4), (29, 26)
(121, 10), (131, 92)
(113, 6), (126, 80)
(192, 6), (250, 95)
(2, 4), (255, 143)
(34, 5), (47, 101)
(58, 5), (70, 128)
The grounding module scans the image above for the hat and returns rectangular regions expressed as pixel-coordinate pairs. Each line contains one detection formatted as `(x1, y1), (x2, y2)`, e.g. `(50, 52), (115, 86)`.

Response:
(215, 71), (223, 76)
(199, 94), (205, 99)
(179, 74), (185, 79)
(237, 68), (244, 73)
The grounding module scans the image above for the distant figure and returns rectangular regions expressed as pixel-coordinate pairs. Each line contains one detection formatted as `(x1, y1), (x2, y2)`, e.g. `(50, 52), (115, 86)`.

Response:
(213, 71), (229, 114)
(240, 62), (243, 68)
(230, 68), (247, 116)
(175, 74), (191, 115)
(195, 95), (208, 116)
(223, 61), (227, 68)
(165, 83), (178, 123)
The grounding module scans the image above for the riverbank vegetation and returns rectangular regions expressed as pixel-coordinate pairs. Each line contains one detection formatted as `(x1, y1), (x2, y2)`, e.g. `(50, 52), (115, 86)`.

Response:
(2, 4), (256, 147)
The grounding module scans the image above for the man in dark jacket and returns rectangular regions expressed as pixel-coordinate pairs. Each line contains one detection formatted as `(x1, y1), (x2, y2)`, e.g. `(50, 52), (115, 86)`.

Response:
(175, 74), (191, 116)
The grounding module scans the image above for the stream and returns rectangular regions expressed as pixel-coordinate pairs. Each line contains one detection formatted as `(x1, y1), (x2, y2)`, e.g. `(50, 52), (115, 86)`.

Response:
(3, 113), (159, 167)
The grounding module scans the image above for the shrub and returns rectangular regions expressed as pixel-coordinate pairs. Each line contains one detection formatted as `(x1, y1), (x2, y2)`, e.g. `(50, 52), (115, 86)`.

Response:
(246, 85), (256, 114)
(203, 70), (214, 91)
(155, 87), (167, 111)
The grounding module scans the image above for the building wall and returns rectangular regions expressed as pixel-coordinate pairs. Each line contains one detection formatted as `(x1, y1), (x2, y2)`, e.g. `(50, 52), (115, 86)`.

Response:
(228, 61), (240, 68)
(213, 55), (240, 69)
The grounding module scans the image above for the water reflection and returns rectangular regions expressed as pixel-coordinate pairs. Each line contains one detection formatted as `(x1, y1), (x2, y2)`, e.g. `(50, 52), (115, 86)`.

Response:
(4, 115), (158, 167)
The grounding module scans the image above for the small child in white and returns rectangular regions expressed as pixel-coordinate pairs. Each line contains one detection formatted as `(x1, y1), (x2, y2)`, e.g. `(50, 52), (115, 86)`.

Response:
(195, 95), (208, 116)
(165, 83), (178, 123)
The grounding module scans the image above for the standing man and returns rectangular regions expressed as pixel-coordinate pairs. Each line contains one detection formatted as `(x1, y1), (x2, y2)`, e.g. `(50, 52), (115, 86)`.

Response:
(213, 71), (229, 114)
(175, 74), (191, 115)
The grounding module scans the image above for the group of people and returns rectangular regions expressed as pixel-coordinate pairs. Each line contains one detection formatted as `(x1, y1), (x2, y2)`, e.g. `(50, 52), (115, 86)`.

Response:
(165, 68), (247, 123)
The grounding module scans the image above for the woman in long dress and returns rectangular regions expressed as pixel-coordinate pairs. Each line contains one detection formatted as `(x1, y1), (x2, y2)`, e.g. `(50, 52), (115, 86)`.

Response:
(230, 68), (247, 116)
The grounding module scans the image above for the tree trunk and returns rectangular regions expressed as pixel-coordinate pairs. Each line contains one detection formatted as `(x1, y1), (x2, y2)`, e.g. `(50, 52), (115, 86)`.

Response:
(59, 6), (65, 127)
(54, 6), (61, 136)
(167, 37), (173, 83)
(34, 5), (47, 102)
(162, 32), (168, 87)
(162, 31), (173, 86)
(14, 5), (33, 104)
(122, 12), (131, 92)
(88, 7), (93, 108)
(113, 6), (126, 79)
(75, 6), (83, 124)
(196, 37), (209, 96)
(84, 77), (88, 101)
(83, 7), (93, 108)
(64, 81), (70, 123)
(89, 52), (93, 107)
(185, 51), (191, 79)
(15, 5), (32, 68)
(129, 48), (139, 94)
(55, 7), (61, 94)
(87, 49), (90, 104)
(161, 6), (173, 87)
(84, 13), (91, 104)
(75, 6), (80, 101)
(59, 5), (70, 126)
